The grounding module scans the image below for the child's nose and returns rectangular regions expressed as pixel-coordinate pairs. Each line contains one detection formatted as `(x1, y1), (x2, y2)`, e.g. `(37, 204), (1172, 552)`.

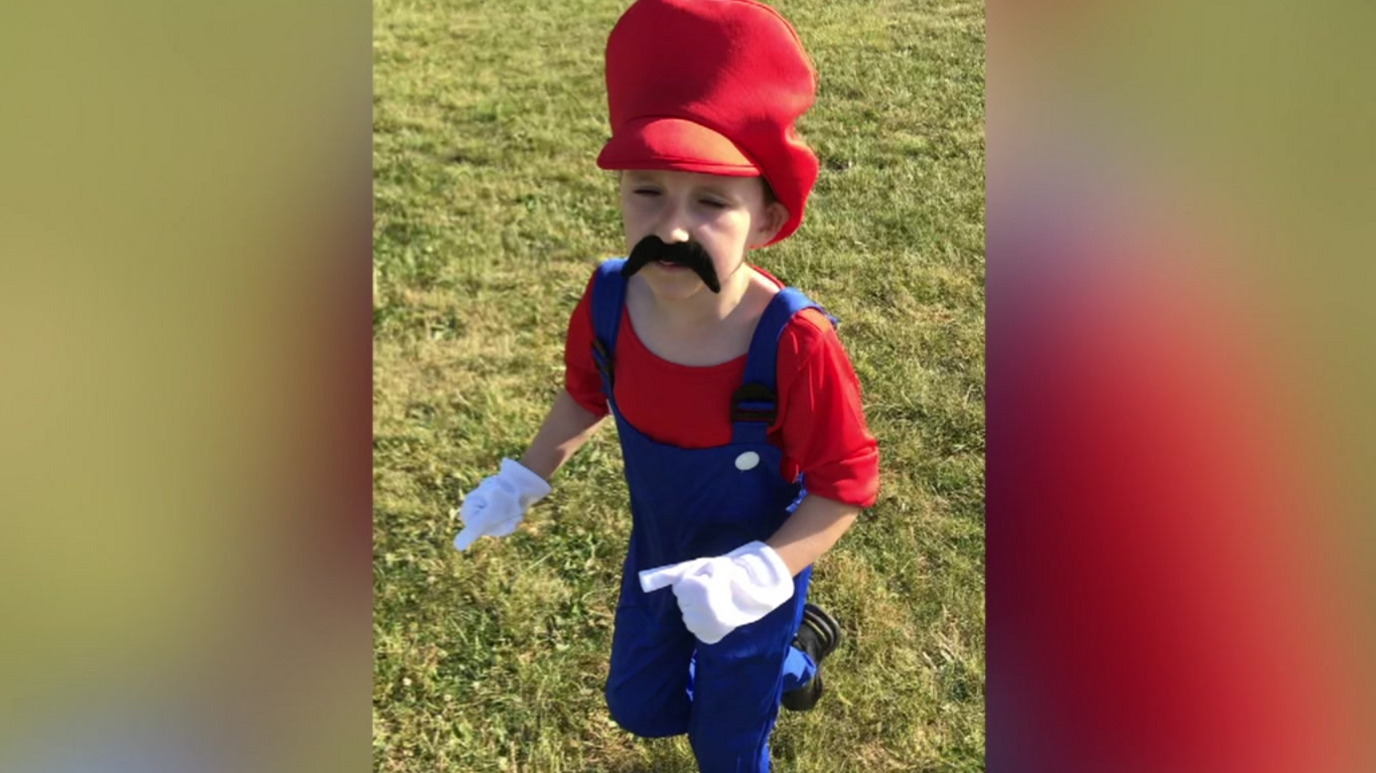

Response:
(654, 201), (692, 244)
(656, 225), (691, 245)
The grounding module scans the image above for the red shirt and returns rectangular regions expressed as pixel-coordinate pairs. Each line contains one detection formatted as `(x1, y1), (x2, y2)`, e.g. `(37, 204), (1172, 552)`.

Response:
(564, 266), (880, 508)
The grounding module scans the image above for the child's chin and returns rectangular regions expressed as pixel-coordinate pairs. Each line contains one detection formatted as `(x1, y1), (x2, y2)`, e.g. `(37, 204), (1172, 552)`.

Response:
(643, 271), (708, 300)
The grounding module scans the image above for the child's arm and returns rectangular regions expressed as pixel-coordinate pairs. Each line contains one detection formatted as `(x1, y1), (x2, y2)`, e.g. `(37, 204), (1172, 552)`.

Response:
(455, 272), (608, 551)
(765, 494), (860, 576)
(453, 389), (603, 551)
(517, 389), (606, 481)
(637, 495), (859, 643)
(763, 312), (874, 574)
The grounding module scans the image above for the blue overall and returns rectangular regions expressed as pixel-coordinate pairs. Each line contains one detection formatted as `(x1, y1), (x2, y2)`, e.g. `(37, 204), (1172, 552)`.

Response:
(589, 259), (833, 773)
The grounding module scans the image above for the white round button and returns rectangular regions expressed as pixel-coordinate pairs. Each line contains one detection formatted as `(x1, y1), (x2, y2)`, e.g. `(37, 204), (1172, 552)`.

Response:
(734, 452), (760, 471)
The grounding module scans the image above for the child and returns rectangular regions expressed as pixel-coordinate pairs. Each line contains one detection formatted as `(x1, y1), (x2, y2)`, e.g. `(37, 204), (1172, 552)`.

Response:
(453, 1), (879, 770)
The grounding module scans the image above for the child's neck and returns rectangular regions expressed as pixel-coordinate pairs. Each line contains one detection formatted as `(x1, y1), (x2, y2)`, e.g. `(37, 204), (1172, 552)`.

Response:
(627, 263), (778, 367)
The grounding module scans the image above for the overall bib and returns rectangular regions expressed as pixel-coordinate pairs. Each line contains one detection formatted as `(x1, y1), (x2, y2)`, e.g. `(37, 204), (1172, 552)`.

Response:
(589, 259), (830, 773)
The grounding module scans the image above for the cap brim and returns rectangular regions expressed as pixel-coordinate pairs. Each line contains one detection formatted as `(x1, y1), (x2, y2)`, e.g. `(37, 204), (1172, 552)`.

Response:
(596, 117), (761, 176)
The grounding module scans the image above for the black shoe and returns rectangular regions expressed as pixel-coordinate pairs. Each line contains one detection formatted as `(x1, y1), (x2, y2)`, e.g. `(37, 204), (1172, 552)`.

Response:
(781, 603), (842, 712)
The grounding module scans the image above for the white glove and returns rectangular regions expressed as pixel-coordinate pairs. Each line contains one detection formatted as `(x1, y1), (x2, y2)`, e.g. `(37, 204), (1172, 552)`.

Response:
(452, 458), (551, 551)
(638, 541), (795, 645)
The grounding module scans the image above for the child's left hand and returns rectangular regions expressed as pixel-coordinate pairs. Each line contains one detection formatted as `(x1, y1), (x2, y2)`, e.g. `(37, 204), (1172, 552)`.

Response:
(639, 541), (795, 644)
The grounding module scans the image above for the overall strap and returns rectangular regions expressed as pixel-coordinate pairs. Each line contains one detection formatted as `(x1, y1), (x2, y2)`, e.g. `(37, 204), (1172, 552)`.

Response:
(732, 287), (839, 445)
(589, 258), (630, 399)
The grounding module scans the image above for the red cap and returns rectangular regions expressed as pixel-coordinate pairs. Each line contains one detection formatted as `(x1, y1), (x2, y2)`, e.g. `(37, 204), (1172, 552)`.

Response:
(596, 0), (820, 245)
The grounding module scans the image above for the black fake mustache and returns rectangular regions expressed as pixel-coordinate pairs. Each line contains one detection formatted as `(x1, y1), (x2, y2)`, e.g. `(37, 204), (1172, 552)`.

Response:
(621, 235), (721, 293)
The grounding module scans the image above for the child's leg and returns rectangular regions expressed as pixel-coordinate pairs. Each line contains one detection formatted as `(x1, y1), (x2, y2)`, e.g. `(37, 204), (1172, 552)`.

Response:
(781, 645), (817, 692)
(684, 573), (810, 773)
(687, 617), (796, 772)
(690, 646), (813, 697)
(604, 600), (697, 738)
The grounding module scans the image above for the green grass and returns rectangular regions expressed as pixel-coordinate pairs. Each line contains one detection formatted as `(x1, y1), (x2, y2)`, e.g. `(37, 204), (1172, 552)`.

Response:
(373, 0), (985, 770)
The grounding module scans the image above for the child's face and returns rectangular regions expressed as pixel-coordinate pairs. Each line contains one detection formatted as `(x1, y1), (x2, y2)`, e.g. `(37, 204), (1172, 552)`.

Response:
(618, 169), (786, 301)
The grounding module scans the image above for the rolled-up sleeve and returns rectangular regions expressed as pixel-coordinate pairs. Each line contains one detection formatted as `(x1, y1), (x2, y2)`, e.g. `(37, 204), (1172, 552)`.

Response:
(562, 271), (611, 418)
(773, 310), (880, 509)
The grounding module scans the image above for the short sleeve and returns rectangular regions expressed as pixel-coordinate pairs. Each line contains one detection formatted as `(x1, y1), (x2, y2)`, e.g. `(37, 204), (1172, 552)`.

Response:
(563, 271), (611, 418)
(774, 309), (880, 508)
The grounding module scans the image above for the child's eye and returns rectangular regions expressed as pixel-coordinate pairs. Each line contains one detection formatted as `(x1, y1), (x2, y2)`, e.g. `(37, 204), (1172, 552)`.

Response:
(699, 199), (727, 209)
(633, 188), (661, 197)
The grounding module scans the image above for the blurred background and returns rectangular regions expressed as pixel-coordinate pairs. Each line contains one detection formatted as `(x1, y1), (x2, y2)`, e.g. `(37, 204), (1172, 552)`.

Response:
(0, 1), (372, 771)
(988, 0), (1376, 770)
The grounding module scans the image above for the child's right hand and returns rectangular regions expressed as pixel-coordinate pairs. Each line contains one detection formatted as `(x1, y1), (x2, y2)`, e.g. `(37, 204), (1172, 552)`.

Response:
(452, 458), (552, 551)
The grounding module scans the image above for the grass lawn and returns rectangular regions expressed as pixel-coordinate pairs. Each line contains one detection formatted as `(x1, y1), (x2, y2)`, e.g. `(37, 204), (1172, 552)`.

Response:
(373, 0), (985, 770)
